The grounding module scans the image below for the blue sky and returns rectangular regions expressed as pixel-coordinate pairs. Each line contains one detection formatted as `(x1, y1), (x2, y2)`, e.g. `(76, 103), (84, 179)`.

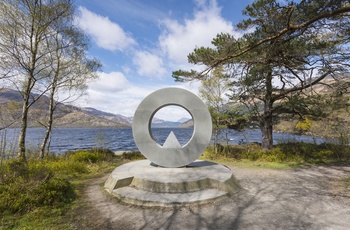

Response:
(73, 0), (252, 121)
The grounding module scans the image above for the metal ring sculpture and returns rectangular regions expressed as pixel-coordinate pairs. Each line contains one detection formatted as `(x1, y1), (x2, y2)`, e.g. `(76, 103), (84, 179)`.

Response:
(132, 87), (212, 168)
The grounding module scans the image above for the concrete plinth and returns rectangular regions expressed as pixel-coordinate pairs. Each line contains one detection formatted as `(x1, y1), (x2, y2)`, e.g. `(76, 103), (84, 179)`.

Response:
(104, 160), (241, 207)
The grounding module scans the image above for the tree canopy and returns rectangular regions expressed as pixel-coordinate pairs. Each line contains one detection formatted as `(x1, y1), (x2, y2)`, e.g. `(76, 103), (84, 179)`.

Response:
(0, 0), (100, 159)
(173, 0), (350, 149)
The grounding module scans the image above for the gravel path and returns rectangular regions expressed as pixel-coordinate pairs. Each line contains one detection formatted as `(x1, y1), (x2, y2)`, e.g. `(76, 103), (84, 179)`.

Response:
(74, 164), (350, 230)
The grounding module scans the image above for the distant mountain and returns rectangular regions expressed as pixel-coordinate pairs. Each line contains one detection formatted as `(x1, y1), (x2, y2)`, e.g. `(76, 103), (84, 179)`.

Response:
(0, 89), (23, 103)
(80, 107), (131, 125)
(177, 117), (191, 123)
(151, 117), (180, 128)
(150, 117), (193, 128)
(0, 88), (194, 128)
(178, 119), (194, 128)
(0, 88), (130, 128)
(151, 121), (181, 128)
(151, 117), (165, 124)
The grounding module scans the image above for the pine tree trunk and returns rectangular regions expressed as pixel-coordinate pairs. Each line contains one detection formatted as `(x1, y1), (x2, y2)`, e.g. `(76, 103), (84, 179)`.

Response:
(261, 70), (273, 149)
(260, 113), (273, 149)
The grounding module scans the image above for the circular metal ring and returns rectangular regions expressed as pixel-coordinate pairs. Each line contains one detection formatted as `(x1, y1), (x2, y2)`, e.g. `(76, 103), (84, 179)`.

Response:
(132, 87), (212, 168)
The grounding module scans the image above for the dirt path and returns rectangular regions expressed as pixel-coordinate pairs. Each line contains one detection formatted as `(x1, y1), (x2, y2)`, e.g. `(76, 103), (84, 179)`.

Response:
(74, 164), (350, 230)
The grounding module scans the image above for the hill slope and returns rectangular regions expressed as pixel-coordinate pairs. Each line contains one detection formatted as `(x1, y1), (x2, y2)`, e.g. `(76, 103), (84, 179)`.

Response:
(274, 75), (350, 137)
(0, 89), (193, 128)
(0, 89), (130, 128)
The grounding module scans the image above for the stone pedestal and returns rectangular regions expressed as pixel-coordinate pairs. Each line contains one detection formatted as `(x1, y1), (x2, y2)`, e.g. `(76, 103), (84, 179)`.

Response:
(104, 160), (241, 207)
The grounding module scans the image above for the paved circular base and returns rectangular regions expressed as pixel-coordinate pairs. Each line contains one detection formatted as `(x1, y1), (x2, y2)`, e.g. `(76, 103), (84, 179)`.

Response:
(104, 160), (241, 207)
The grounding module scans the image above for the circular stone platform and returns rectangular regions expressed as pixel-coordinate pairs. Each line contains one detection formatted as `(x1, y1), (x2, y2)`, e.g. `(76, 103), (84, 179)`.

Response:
(104, 160), (241, 207)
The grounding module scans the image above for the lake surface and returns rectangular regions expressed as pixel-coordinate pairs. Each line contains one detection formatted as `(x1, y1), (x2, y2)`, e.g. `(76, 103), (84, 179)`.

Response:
(0, 127), (329, 154)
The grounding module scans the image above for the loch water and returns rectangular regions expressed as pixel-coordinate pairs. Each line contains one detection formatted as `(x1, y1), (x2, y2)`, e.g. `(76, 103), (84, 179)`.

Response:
(1, 127), (329, 154)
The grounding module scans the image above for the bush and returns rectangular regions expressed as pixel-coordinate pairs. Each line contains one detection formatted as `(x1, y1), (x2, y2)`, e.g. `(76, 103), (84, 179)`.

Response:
(46, 160), (89, 177)
(119, 151), (145, 160)
(204, 143), (287, 162)
(203, 146), (220, 160)
(295, 118), (312, 133)
(203, 143), (262, 160)
(203, 141), (350, 163)
(0, 159), (75, 215)
(277, 142), (350, 161)
(65, 148), (115, 163)
(69, 150), (101, 163)
(0, 148), (125, 221)
(240, 148), (287, 162)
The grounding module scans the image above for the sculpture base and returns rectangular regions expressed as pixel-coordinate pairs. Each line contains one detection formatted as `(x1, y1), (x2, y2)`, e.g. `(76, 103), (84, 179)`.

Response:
(104, 160), (241, 207)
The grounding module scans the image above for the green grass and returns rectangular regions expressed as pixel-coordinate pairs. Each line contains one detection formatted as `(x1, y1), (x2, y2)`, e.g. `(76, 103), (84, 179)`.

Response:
(0, 144), (349, 229)
(0, 149), (141, 230)
(223, 159), (300, 169)
(199, 142), (350, 171)
(199, 155), (302, 169)
(1, 206), (75, 230)
(203, 142), (350, 165)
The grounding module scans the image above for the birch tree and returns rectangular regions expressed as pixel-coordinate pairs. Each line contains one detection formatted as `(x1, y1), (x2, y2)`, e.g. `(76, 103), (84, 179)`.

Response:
(199, 67), (230, 153)
(0, 0), (78, 159)
(38, 21), (101, 158)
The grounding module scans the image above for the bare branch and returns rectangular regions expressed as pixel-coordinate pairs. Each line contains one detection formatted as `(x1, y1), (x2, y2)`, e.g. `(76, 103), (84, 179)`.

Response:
(274, 70), (333, 101)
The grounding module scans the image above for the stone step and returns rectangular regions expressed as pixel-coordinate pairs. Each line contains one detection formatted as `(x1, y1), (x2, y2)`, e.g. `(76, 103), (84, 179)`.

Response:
(130, 177), (211, 193)
(112, 187), (228, 207)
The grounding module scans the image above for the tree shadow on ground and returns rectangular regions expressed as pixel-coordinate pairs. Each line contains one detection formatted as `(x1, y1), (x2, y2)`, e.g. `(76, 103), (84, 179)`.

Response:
(79, 166), (350, 230)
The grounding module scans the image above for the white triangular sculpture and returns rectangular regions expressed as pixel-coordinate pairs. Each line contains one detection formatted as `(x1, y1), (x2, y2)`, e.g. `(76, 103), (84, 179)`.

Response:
(162, 131), (182, 148)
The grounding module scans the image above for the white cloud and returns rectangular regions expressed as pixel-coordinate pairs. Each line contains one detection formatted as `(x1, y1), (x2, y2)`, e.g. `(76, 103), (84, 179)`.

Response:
(194, 0), (208, 8)
(76, 6), (136, 51)
(75, 72), (160, 117)
(133, 51), (166, 78)
(153, 106), (192, 122)
(75, 74), (199, 120)
(159, 0), (238, 65)
(89, 71), (129, 93)
(71, 0), (239, 121)
(111, 84), (198, 120)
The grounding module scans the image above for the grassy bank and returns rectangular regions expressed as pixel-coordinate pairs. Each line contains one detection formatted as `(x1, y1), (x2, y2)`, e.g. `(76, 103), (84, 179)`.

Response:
(0, 149), (145, 229)
(203, 142), (350, 165)
(1, 143), (349, 229)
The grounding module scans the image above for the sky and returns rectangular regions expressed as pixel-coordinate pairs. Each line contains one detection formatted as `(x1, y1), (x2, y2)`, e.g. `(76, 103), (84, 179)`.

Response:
(73, 0), (252, 121)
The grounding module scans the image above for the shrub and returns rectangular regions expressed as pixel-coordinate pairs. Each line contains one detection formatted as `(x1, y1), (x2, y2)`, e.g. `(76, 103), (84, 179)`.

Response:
(35, 176), (75, 206)
(0, 148), (121, 218)
(220, 143), (284, 162)
(203, 143), (263, 160)
(46, 160), (89, 177)
(66, 148), (115, 163)
(295, 118), (312, 133)
(203, 146), (220, 160)
(313, 150), (334, 160)
(69, 150), (100, 163)
(0, 159), (75, 215)
(119, 151), (145, 160)
(204, 141), (350, 163)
